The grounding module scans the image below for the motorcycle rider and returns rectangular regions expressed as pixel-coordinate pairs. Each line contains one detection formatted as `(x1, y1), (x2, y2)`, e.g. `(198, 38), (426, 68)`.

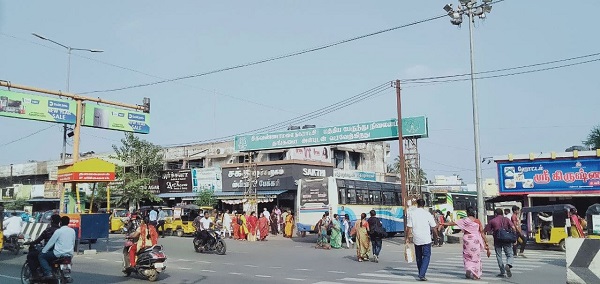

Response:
(24, 214), (61, 279)
(125, 216), (158, 272)
(3, 211), (23, 240)
(194, 212), (214, 248)
(39, 216), (75, 280)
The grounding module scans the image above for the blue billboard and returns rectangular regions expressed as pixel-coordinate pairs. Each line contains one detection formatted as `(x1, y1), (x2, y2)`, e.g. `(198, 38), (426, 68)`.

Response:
(498, 158), (600, 194)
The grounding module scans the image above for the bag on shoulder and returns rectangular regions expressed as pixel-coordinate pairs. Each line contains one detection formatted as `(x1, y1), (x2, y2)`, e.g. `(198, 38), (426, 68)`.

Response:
(373, 223), (387, 238)
(495, 217), (517, 243)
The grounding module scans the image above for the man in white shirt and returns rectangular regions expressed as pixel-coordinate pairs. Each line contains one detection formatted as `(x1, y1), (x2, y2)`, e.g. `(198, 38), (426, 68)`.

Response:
(197, 213), (214, 247)
(39, 216), (75, 279)
(221, 210), (232, 238)
(3, 211), (23, 237)
(406, 199), (438, 282)
(148, 206), (158, 227)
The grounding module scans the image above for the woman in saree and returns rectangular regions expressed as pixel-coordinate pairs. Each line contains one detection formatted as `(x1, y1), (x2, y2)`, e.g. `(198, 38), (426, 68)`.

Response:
(247, 211), (258, 242)
(284, 211), (295, 238)
(569, 208), (585, 238)
(258, 213), (269, 241)
(270, 210), (278, 235)
(351, 213), (370, 261)
(330, 214), (342, 248)
(443, 207), (490, 280)
(239, 212), (248, 240)
(232, 212), (240, 240)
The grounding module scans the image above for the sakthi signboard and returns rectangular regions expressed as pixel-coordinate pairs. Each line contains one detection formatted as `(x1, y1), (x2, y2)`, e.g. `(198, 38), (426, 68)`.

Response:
(497, 157), (600, 194)
(235, 117), (428, 152)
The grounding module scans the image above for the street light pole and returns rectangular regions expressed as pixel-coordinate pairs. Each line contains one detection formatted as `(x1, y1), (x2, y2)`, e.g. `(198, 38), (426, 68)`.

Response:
(32, 33), (103, 164)
(443, 0), (492, 223)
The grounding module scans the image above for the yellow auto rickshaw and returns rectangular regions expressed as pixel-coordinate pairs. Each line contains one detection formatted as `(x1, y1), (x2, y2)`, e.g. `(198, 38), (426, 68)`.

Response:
(522, 204), (575, 251)
(99, 208), (129, 234)
(170, 205), (203, 237)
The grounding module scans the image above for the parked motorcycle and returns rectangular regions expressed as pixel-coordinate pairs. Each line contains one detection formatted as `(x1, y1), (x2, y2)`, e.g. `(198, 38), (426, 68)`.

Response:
(3, 233), (24, 255)
(193, 229), (226, 255)
(21, 244), (73, 284)
(122, 237), (167, 282)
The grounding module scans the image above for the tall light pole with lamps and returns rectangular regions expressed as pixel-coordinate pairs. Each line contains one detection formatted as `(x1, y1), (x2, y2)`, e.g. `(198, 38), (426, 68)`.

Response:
(31, 33), (103, 164)
(442, 0), (493, 223)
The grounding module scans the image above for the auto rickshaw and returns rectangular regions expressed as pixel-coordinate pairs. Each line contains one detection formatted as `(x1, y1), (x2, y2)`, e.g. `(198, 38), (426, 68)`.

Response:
(521, 204), (575, 251)
(170, 205), (201, 237)
(138, 206), (176, 236)
(99, 208), (129, 234)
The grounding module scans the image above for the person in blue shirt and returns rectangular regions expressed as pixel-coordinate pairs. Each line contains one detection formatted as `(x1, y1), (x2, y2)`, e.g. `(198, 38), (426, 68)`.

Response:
(38, 216), (75, 280)
(21, 210), (31, 223)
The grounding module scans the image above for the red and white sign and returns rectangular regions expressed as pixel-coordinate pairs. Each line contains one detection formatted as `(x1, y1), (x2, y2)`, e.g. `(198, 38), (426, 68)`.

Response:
(58, 172), (116, 183)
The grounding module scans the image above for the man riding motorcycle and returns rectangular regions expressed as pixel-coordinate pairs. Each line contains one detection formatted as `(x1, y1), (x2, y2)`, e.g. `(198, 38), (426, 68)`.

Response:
(124, 216), (158, 272)
(3, 211), (23, 240)
(193, 212), (214, 248)
(24, 214), (61, 279)
(39, 216), (75, 280)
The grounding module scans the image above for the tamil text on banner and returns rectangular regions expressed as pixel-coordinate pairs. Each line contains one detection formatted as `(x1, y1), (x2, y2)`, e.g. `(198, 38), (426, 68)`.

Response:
(0, 90), (76, 124)
(498, 158), (600, 194)
(82, 103), (150, 134)
(235, 117), (428, 152)
(159, 169), (192, 193)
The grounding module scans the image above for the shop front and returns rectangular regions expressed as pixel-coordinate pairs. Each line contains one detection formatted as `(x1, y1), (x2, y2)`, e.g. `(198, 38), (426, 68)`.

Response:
(494, 150), (600, 214)
(220, 161), (333, 212)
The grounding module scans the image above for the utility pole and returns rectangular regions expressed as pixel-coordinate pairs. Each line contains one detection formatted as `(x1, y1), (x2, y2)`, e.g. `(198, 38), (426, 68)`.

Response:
(395, 80), (408, 233)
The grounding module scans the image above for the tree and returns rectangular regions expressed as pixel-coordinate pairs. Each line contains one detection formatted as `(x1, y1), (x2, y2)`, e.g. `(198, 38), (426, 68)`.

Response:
(387, 155), (428, 185)
(194, 189), (217, 208)
(4, 199), (31, 210)
(583, 126), (600, 150)
(112, 133), (163, 209)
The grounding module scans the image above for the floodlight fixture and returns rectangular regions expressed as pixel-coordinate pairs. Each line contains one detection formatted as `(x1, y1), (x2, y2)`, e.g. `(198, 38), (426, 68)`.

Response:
(443, 4), (454, 13)
(483, 5), (492, 13)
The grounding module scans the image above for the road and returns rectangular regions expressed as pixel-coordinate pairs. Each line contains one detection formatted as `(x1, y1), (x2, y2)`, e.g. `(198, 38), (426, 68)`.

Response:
(0, 234), (566, 284)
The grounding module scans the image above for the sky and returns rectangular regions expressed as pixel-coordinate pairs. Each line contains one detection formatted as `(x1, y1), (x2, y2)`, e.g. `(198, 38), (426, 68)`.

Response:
(1, 0), (599, 183)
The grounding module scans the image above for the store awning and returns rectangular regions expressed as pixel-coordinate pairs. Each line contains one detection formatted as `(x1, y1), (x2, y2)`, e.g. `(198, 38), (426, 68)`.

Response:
(157, 192), (198, 199)
(28, 198), (60, 202)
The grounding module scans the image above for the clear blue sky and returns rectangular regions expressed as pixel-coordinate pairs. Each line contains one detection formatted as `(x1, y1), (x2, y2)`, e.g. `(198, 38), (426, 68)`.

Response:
(1, 1), (599, 183)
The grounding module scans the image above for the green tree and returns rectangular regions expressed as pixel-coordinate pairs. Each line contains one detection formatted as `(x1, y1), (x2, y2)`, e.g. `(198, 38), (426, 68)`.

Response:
(387, 155), (428, 185)
(583, 126), (600, 150)
(112, 133), (163, 209)
(194, 189), (217, 208)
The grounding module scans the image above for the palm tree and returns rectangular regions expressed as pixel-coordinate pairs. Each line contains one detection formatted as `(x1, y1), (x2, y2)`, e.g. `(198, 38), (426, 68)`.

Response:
(387, 155), (428, 185)
(583, 126), (600, 150)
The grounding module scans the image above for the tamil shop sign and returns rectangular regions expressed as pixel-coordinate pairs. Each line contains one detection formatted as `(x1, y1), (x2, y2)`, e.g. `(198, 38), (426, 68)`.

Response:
(333, 170), (377, 181)
(234, 116), (428, 152)
(498, 158), (600, 194)
(221, 164), (333, 192)
(82, 103), (150, 134)
(159, 169), (192, 193)
(0, 90), (76, 124)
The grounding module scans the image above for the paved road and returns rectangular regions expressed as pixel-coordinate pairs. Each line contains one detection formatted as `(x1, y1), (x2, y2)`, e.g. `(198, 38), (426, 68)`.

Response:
(0, 234), (566, 283)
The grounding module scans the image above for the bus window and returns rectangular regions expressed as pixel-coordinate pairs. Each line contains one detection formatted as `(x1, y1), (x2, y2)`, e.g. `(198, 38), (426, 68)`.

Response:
(356, 189), (368, 204)
(370, 190), (381, 205)
(336, 179), (346, 188)
(433, 193), (447, 205)
(382, 191), (395, 206)
(394, 192), (402, 206)
(338, 188), (347, 204)
(346, 189), (356, 204)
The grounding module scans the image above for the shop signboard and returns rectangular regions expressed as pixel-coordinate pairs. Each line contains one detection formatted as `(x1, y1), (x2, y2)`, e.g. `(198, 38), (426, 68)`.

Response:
(287, 146), (331, 163)
(82, 103), (150, 134)
(333, 170), (377, 181)
(44, 181), (60, 199)
(498, 158), (600, 194)
(191, 167), (222, 193)
(31, 184), (45, 198)
(221, 164), (333, 192)
(235, 116), (428, 152)
(0, 90), (76, 124)
(1, 187), (15, 200)
(159, 169), (192, 193)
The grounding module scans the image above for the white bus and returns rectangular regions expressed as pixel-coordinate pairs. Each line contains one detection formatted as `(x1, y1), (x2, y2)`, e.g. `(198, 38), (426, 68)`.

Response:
(296, 177), (404, 236)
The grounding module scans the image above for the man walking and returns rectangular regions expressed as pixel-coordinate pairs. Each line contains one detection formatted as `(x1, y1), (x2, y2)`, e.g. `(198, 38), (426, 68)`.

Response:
(148, 206), (158, 227)
(406, 199), (437, 281)
(367, 210), (383, 263)
(485, 208), (516, 278)
(157, 208), (167, 238)
(511, 206), (526, 257)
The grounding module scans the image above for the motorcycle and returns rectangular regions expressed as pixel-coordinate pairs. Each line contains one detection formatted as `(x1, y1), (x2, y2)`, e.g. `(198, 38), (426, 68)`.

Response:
(193, 229), (226, 255)
(3, 233), (24, 255)
(21, 244), (73, 284)
(122, 237), (167, 282)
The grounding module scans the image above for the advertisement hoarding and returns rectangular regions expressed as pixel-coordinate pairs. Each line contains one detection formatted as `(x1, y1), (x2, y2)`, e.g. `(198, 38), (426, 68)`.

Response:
(235, 116), (428, 152)
(0, 90), (76, 124)
(159, 169), (192, 193)
(221, 164), (333, 192)
(497, 158), (600, 194)
(191, 167), (222, 193)
(287, 146), (331, 163)
(82, 103), (150, 134)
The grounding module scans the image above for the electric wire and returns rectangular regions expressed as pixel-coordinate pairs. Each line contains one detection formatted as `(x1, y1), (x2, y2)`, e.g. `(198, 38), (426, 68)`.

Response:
(0, 124), (58, 148)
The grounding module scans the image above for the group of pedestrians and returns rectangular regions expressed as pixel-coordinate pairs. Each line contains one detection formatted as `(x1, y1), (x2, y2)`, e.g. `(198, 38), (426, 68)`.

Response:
(407, 199), (526, 281)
